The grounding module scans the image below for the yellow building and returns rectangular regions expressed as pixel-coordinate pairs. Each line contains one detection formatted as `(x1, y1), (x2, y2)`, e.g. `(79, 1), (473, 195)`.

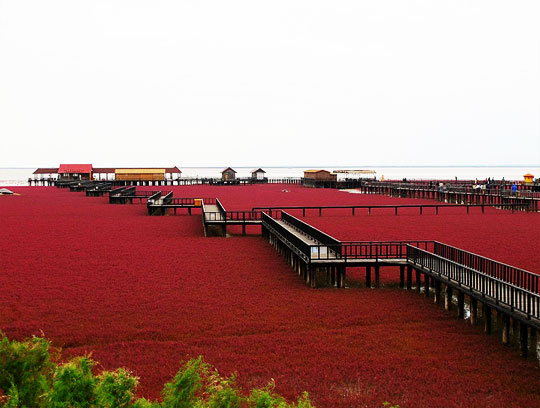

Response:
(523, 173), (534, 183)
(115, 168), (166, 181)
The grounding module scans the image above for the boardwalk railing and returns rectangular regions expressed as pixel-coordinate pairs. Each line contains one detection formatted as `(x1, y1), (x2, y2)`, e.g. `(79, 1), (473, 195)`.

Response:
(85, 183), (113, 196)
(110, 186), (135, 197)
(69, 181), (100, 192)
(157, 197), (214, 206)
(262, 212), (312, 261)
(253, 204), (505, 216)
(433, 242), (539, 294)
(354, 182), (539, 212)
(282, 212), (341, 247)
(407, 246), (540, 322)
(308, 241), (434, 261)
(221, 211), (265, 222)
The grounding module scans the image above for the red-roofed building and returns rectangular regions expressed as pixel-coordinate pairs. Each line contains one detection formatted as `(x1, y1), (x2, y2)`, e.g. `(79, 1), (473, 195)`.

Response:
(32, 165), (182, 181)
(58, 164), (93, 180)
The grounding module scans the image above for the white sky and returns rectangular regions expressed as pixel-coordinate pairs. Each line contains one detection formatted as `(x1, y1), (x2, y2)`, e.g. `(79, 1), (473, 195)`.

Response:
(0, 0), (539, 167)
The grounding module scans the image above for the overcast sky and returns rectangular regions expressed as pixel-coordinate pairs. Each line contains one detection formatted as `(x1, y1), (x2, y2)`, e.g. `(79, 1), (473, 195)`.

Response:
(0, 0), (539, 167)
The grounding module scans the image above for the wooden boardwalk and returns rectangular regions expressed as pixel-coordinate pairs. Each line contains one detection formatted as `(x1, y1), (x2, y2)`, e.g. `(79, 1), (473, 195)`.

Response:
(59, 183), (540, 358)
(261, 211), (540, 357)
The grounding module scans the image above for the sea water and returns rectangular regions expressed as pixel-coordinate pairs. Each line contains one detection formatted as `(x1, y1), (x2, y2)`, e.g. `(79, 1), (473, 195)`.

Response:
(1, 166), (539, 186)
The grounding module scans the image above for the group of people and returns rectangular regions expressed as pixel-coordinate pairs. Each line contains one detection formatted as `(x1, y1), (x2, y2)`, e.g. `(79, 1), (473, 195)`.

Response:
(472, 177), (519, 195)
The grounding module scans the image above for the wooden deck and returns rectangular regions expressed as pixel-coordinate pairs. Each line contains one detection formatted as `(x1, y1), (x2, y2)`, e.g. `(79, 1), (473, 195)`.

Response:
(60, 183), (540, 358)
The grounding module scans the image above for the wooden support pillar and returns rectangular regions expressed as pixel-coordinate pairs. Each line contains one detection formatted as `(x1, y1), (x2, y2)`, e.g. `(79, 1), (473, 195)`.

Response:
(511, 317), (518, 337)
(502, 314), (510, 344)
(406, 265), (412, 290)
(424, 274), (430, 297)
(531, 329), (538, 365)
(399, 265), (405, 289)
(337, 266), (346, 288)
(470, 297), (478, 325)
(326, 267), (331, 285)
(520, 322), (529, 358)
(242, 223), (246, 236)
(366, 265), (372, 288)
(434, 279), (441, 304)
(457, 291), (465, 319)
(484, 303), (492, 334)
(415, 269), (421, 292)
(445, 286), (453, 311)
(374, 264), (380, 288)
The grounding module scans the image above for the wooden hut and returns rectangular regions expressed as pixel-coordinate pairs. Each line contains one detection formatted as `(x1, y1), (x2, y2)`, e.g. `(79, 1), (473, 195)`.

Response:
(251, 168), (266, 181)
(58, 164), (93, 180)
(221, 167), (237, 181)
(303, 169), (337, 188)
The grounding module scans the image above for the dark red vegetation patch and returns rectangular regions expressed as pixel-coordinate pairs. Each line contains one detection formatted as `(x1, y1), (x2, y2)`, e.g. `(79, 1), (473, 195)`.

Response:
(0, 186), (539, 407)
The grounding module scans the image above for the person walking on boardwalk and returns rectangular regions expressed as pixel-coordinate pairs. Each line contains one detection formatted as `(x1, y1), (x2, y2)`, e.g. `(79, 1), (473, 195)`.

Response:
(511, 182), (517, 195)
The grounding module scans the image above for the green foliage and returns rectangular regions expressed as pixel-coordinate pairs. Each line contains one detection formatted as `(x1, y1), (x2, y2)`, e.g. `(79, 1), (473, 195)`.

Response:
(48, 357), (96, 407)
(95, 368), (138, 408)
(248, 382), (314, 408)
(161, 356), (207, 408)
(0, 331), (53, 407)
(0, 333), (315, 408)
(204, 371), (242, 408)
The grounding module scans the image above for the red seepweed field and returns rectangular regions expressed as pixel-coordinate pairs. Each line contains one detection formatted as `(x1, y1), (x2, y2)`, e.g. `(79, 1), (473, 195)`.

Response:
(1, 185), (539, 407)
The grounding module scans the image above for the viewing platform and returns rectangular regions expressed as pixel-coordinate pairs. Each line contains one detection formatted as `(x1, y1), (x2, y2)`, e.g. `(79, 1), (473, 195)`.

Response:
(56, 182), (540, 359)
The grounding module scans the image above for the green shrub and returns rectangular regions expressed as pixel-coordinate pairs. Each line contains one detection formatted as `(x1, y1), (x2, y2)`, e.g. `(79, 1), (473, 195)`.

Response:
(161, 356), (207, 408)
(95, 368), (139, 408)
(0, 332), (315, 408)
(0, 332), (53, 407)
(48, 357), (96, 407)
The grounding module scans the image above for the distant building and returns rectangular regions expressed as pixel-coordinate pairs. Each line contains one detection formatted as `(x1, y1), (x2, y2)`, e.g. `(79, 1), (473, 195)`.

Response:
(221, 167), (237, 181)
(303, 169), (337, 181)
(115, 168), (166, 181)
(58, 164), (93, 180)
(303, 169), (337, 188)
(32, 166), (182, 181)
(523, 173), (534, 184)
(93, 167), (181, 181)
(251, 168), (266, 181)
(32, 168), (59, 179)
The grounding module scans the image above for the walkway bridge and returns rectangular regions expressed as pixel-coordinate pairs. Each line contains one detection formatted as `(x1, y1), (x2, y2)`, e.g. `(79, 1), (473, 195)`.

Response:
(261, 211), (540, 357)
(85, 183), (113, 196)
(109, 187), (172, 204)
(63, 185), (540, 358)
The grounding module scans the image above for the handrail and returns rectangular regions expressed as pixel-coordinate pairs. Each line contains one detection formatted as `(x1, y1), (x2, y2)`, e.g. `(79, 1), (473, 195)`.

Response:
(215, 198), (227, 214)
(162, 191), (174, 205)
(308, 240), (434, 261)
(433, 242), (539, 294)
(407, 246), (540, 320)
(282, 212), (341, 249)
(109, 186), (133, 197)
(262, 213), (311, 258)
